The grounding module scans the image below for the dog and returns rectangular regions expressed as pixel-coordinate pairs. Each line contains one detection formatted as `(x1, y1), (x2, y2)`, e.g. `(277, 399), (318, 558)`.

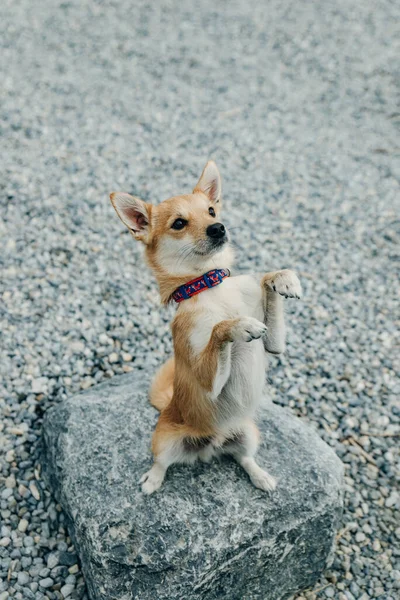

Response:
(110, 161), (301, 494)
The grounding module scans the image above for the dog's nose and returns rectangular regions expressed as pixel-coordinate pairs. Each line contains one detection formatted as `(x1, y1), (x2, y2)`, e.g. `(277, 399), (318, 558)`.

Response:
(206, 222), (226, 240)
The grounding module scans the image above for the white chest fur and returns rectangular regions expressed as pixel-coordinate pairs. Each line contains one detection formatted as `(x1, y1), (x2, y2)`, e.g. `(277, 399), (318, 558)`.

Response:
(180, 275), (267, 431)
(186, 275), (264, 352)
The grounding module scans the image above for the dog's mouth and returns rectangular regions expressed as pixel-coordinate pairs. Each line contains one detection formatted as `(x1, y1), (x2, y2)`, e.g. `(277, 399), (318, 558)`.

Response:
(211, 237), (227, 248)
(193, 236), (228, 256)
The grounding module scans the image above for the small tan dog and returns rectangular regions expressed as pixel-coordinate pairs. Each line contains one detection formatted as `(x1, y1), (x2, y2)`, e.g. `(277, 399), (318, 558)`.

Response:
(110, 161), (301, 494)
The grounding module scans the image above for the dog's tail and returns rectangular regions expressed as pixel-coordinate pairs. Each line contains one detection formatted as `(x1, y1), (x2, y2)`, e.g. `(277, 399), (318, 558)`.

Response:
(150, 356), (175, 411)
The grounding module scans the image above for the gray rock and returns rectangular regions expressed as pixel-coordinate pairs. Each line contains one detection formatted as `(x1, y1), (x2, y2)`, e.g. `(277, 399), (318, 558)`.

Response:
(60, 584), (75, 598)
(47, 552), (60, 569)
(39, 577), (54, 589)
(41, 373), (343, 600)
(17, 572), (30, 586)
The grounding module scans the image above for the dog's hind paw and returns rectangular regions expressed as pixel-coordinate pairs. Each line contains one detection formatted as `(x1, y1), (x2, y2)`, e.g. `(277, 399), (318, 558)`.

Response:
(140, 466), (165, 495)
(250, 469), (277, 492)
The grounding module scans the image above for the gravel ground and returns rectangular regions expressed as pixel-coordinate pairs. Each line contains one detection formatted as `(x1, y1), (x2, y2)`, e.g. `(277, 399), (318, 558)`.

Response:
(1, 1), (399, 599)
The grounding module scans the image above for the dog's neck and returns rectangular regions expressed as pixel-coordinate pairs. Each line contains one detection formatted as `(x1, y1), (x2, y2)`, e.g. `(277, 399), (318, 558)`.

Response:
(157, 273), (198, 304)
(152, 247), (234, 304)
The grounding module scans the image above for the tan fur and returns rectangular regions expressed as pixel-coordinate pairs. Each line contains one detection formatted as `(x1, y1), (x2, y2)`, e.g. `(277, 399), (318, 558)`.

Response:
(149, 357), (175, 411)
(111, 169), (230, 451)
(145, 193), (223, 303)
(150, 313), (242, 439)
(110, 161), (301, 494)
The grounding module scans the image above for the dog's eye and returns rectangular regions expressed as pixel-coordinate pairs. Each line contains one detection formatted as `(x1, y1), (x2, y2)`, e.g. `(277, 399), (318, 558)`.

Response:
(208, 207), (216, 217)
(171, 218), (187, 230)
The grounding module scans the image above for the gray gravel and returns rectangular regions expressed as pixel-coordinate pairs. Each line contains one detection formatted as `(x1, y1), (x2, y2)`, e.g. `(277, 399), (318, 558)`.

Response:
(0, 1), (399, 599)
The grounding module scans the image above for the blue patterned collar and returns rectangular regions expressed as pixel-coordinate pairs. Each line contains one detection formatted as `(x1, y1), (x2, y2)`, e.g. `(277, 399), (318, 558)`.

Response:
(172, 268), (230, 303)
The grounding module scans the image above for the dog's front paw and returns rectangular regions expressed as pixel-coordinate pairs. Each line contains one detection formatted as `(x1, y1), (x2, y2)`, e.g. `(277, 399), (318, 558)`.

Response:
(230, 317), (267, 342)
(265, 270), (302, 299)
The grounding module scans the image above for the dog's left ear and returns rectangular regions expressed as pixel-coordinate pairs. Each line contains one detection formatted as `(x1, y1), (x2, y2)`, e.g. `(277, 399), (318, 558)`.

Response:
(193, 160), (221, 204)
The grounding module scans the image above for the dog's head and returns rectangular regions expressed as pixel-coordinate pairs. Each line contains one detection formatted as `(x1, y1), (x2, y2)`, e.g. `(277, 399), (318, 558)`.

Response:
(110, 161), (233, 278)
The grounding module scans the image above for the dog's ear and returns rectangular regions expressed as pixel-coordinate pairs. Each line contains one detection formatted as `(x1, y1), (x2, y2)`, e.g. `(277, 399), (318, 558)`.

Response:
(193, 160), (221, 204)
(110, 192), (151, 242)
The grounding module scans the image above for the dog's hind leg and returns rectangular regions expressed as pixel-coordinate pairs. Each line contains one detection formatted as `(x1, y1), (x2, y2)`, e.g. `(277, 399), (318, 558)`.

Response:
(140, 414), (209, 494)
(140, 421), (182, 495)
(150, 357), (175, 411)
(222, 419), (277, 492)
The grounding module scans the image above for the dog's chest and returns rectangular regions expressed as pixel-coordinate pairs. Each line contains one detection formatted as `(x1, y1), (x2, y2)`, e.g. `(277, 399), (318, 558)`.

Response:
(211, 274), (263, 318)
(184, 275), (266, 423)
(190, 275), (264, 334)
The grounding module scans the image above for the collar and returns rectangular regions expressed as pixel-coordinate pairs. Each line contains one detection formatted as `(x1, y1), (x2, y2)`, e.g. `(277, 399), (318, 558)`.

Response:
(172, 268), (230, 303)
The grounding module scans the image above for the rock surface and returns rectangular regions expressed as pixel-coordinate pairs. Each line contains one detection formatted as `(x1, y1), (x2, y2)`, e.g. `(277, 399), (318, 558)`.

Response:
(41, 372), (343, 600)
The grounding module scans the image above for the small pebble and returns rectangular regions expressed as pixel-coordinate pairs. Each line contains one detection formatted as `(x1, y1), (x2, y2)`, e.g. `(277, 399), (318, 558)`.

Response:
(18, 519), (29, 533)
(39, 577), (54, 589)
(5, 475), (16, 488)
(17, 572), (30, 585)
(68, 564), (79, 574)
(29, 482), (40, 501)
(59, 552), (78, 567)
(60, 583), (74, 598)
(47, 553), (60, 569)
(5, 450), (15, 463)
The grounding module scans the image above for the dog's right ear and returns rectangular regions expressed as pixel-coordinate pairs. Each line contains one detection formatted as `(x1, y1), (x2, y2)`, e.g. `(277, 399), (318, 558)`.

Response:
(110, 192), (151, 242)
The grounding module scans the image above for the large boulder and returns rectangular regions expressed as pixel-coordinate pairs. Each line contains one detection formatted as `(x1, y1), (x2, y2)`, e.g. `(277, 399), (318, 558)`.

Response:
(41, 372), (343, 600)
